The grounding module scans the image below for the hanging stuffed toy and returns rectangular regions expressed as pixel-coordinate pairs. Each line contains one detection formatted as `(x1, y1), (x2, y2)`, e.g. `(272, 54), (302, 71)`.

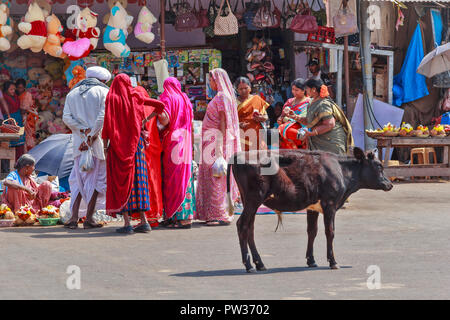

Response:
(76, 7), (101, 56)
(62, 5), (91, 60)
(19, 91), (39, 152)
(103, 2), (133, 58)
(17, 2), (47, 53)
(43, 14), (66, 58)
(134, 6), (157, 44)
(0, 4), (12, 51)
(68, 65), (86, 89)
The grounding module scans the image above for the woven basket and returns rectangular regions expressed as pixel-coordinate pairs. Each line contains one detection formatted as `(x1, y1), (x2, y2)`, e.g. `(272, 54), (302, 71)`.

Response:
(0, 118), (20, 134)
(382, 131), (399, 137)
(365, 131), (384, 138)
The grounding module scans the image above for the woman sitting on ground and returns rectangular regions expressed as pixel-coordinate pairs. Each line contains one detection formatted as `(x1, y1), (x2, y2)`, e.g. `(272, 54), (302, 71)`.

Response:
(2, 154), (52, 213)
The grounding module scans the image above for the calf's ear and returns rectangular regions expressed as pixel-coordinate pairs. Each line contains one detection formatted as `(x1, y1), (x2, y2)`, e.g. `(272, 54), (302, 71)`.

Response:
(353, 147), (366, 161)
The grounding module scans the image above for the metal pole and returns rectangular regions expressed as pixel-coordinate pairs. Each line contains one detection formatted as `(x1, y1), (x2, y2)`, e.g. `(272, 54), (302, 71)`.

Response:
(358, 0), (376, 151)
(343, 0), (350, 117)
(160, 0), (166, 58)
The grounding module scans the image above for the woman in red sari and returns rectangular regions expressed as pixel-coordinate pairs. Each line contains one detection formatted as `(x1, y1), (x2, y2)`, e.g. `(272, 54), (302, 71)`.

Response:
(138, 86), (164, 227)
(102, 74), (165, 234)
(2, 81), (25, 159)
(277, 79), (311, 149)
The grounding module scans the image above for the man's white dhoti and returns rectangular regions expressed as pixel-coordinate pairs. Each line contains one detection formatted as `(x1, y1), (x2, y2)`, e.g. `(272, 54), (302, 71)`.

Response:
(69, 155), (107, 215)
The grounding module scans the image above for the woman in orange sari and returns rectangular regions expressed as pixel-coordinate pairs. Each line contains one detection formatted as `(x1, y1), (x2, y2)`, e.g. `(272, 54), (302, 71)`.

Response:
(235, 77), (269, 151)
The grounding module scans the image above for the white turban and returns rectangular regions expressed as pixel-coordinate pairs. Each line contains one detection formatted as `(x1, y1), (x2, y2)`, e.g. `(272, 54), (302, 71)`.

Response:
(86, 66), (111, 82)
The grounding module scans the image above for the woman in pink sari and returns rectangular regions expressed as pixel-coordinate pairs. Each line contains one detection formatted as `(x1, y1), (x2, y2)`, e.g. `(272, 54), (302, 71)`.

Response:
(158, 77), (195, 229)
(195, 68), (241, 226)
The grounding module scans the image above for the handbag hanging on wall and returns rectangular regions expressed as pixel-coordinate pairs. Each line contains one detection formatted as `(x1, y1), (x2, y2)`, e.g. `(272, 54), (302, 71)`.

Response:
(175, 0), (200, 32)
(333, 0), (358, 37)
(214, 0), (239, 36)
(269, 0), (282, 29)
(243, 0), (261, 31)
(253, 0), (276, 28)
(162, 0), (177, 25)
(204, 0), (219, 37)
(290, 4), (319, 34)
(195, 0), (210, 28)
(282, 0), (300, 30)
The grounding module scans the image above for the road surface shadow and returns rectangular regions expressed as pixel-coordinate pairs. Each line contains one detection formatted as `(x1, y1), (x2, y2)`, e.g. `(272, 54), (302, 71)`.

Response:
(171, 265), (352, 277)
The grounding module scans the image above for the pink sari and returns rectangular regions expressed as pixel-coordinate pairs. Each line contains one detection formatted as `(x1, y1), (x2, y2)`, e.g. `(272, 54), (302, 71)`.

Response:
(195, 68), (241, 222)
(159, 77), (193, 219)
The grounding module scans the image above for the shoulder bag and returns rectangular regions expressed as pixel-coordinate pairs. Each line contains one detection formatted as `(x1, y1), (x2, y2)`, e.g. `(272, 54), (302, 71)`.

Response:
(290, 6), (318, 34)
(333, 0), (358, 37)
(214, 0), (239, 36)
(253, 0), (276, 28)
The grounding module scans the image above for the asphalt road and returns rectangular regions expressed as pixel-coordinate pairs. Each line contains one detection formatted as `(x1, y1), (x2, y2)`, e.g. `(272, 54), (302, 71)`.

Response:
(1, 181), (449, 300)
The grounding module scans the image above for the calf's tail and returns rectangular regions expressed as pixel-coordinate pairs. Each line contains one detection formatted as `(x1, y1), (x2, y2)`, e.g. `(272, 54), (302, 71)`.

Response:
(227, 162), (234, 217)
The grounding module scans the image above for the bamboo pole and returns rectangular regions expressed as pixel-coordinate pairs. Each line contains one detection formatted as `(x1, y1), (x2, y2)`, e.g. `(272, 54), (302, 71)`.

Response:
(343, 0), (350, 117)
(160, 0), (166, 58)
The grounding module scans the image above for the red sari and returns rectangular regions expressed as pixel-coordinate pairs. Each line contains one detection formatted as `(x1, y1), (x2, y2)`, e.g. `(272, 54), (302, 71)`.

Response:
(137, 87), (163, 223)
(102, 74), (164, 215)
(278, 98), (311, 149)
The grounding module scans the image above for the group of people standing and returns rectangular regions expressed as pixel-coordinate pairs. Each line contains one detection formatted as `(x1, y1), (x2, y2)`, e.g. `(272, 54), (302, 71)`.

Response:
(61, 66), (242, 233)
(2, 64), (353, 234)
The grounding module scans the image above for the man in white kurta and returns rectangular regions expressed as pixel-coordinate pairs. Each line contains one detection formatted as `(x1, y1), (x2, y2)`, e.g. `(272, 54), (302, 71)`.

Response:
(62, 66), (111, 229)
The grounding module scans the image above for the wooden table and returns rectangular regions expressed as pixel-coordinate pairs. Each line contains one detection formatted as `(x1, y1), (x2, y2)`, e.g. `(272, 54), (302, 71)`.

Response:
(376, 136), (450, 178)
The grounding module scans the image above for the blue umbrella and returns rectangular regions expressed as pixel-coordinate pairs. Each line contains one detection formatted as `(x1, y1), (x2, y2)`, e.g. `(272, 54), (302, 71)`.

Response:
(28, 134), (74, 179)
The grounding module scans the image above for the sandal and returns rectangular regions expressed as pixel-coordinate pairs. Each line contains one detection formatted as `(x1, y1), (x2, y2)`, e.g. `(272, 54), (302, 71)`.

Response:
(64, 221), (78, 229)
(83, 221), (104, 229)
(162, 221), (192, 229)
(206, 220), (231, 226)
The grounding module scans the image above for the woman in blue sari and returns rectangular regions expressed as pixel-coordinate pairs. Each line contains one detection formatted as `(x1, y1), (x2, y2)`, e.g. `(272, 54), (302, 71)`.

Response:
(2, 81), (25, 159)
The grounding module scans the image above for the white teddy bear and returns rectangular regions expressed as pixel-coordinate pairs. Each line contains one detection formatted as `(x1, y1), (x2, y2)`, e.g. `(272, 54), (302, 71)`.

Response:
(0, 4), (12, 51)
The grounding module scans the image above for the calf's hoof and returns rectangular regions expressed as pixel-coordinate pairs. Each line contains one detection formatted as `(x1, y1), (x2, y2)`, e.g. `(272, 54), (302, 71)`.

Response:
(307, 257), (317, 268)
(329, 264), (340, 270)
(256, 265), (267, 272)
(246, 267), (257, 273)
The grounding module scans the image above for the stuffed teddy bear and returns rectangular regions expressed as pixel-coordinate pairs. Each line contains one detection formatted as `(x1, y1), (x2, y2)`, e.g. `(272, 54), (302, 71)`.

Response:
(6, 17), (19, 53)
(19, 91), (38, 152)
(68, 65), (86, 89)
(10, 55), (29, 80)
(62, 5), (92, 60)
(0, 4), (12, 51)
(134, 6), (157, 44)
(27, 67), (46, 87)
(43, 14), (66, 58)
(44, 58), (64, 80)
(27, 55), (44, 68)
(77, 7), (100, 54)
(17, 2), (47, 53)
(103, 2), (133, 58)
(102, 0), (128, 26)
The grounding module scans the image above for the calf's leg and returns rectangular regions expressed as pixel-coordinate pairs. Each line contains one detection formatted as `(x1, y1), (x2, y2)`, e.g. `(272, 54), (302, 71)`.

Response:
(324, 211), (339, 269)
(248, 211), (266, 271)
(237, 204), (258, 273)
(306, 210), (319, 267)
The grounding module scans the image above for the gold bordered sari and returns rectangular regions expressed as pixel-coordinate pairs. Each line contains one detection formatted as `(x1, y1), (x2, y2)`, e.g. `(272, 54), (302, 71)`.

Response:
(306, 98), (354, 155)
(237, 95), (269, 151)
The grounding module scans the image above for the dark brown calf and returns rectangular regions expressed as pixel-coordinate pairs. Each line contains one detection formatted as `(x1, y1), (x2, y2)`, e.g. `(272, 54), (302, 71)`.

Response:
(227, 147), (393, 273)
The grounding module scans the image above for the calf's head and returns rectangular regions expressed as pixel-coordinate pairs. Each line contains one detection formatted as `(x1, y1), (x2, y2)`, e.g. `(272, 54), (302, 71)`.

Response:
(354, 147), (393, 191)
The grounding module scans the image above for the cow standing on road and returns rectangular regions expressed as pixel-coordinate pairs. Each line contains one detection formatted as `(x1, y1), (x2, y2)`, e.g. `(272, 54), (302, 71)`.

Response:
(227, 147), (393, 273)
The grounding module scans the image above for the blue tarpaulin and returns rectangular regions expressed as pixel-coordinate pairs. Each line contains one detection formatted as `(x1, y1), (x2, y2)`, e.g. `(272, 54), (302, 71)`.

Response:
(393, 24), (429, 107)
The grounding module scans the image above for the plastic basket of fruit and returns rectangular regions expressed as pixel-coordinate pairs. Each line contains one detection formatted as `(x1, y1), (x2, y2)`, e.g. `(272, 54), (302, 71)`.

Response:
(38, 218), (60, 226)
(0, 219), (15, 227)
